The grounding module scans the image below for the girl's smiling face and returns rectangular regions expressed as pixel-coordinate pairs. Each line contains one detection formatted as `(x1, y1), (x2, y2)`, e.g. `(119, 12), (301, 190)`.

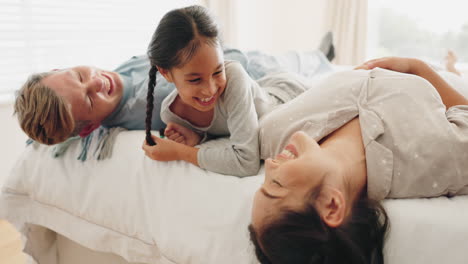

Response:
(159, 40), (226, 112)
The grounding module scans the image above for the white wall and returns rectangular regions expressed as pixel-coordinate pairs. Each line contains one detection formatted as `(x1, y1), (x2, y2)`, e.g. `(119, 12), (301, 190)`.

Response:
(0, 102), (27, 187)
(211, 0), (329, 55)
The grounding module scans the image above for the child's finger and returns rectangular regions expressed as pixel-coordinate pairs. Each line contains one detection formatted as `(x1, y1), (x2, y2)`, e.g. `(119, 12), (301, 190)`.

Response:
(174, 135), (185, 143)
(354, 64), (369, 70)
(164, 129), (175, 137)
(142, 135), (160, 149)
(151, 134), (160, 142)
(167, 132), (181, 141)
(142, 140), (152, 151)
(166, 122), (181, 133)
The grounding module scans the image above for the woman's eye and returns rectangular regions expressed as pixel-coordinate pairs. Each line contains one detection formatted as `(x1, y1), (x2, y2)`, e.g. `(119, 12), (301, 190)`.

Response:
(213, 70), (222, 76)
(88, 96), (93, 108)
(273, 180), (282, 187)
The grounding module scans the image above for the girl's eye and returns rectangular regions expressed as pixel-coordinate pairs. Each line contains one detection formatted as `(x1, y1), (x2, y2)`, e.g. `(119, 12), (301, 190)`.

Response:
(188, 78), (201, 83)
(213, 70), (222, 76)
(78, 72), (83, 82)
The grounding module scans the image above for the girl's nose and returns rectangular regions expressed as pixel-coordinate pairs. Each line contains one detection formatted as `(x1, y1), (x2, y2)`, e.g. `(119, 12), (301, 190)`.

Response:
(204, 79), (218, 96)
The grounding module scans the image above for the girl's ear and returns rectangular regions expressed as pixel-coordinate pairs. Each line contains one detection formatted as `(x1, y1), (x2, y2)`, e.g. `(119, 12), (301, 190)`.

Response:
(156, 66), (173, 83)
(314, 187), (347, 228)
(79, 122), (101, 138)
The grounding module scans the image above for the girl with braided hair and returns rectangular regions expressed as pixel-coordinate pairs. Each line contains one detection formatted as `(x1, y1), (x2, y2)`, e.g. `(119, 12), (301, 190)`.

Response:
(142, 5), (315, 176)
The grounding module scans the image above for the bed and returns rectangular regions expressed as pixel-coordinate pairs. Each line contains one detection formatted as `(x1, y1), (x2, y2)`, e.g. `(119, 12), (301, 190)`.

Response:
(1, 128), (468, 264)
(3, 66), (468, 263)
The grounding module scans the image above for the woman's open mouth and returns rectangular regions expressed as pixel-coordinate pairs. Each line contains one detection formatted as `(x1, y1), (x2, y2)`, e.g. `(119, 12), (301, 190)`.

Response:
(276, 144), (299, 160)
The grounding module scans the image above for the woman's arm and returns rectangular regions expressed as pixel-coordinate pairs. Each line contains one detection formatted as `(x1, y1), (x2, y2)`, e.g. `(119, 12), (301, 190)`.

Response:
(357, 57), (468, 109)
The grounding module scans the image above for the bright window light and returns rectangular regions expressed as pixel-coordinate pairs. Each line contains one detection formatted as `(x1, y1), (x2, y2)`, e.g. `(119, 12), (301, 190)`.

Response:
(367, 0), (468, 69)
(0, 0), (198, 97)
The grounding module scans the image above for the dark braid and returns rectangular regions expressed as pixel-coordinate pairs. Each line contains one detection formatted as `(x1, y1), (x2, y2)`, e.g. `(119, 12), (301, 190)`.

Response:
(145, 5), (220, 146)
(145, 65), (158, 146)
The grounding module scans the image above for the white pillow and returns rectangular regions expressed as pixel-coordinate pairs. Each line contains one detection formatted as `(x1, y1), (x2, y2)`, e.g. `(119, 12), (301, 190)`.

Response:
(1, 131), (261, 264)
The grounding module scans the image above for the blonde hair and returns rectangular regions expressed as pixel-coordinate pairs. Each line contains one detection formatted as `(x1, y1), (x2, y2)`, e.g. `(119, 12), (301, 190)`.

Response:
(14, 72), (88, 145)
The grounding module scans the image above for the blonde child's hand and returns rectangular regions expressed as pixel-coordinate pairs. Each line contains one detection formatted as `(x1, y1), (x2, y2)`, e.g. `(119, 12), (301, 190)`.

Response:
(164, 122), (201, 147)
(355, 57), (418, 74)
(142, 135), (181, 161)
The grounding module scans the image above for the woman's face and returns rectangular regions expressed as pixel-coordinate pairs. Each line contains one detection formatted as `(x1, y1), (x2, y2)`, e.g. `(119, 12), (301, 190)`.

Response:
(251, 131), (337, 230)
(163, 41), (227, 112)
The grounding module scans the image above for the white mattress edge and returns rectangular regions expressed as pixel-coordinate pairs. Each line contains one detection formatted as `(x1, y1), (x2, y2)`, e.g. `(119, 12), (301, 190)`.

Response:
(0, 191), (177, 264)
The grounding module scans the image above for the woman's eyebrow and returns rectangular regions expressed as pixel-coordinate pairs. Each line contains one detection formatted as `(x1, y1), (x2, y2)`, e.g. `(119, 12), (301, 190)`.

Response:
(261, 187), (278, 199)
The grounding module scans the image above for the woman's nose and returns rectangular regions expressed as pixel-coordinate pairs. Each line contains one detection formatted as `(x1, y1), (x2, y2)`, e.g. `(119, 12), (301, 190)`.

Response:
(265, 158), (279, 170)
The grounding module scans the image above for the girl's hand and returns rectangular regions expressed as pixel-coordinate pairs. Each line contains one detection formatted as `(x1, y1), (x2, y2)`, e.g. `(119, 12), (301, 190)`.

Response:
(164, 122), (201, 147)
(355, 57), (419, 74)
(142, 135), (181, 161)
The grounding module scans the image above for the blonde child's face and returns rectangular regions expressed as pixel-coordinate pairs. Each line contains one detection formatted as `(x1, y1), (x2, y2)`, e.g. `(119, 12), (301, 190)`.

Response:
(162, 41), (226, 112)
(42, 66), (124, 126)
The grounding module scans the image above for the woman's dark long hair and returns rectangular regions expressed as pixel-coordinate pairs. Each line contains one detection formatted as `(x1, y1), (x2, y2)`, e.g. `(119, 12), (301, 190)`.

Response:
(249, 192), (389, 264)
(145, 5), (220, 145)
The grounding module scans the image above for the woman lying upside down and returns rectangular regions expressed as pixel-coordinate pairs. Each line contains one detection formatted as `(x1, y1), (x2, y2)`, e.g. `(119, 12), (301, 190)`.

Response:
(249, 57), (468, 264)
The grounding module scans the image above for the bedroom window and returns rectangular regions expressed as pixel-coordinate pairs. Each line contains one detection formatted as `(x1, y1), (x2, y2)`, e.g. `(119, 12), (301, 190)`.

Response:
(0, 0), (198, 101)
(367, 0), (468, 70)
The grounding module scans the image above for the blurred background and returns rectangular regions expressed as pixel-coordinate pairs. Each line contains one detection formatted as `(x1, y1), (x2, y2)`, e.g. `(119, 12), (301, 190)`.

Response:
(1, 0), (468, 185)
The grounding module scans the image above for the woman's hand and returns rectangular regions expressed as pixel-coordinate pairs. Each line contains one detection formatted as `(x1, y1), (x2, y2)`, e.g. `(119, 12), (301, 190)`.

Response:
(142, 135), (181, 161)
(355, 57), (420, 74)
(164, 122), (201, 147)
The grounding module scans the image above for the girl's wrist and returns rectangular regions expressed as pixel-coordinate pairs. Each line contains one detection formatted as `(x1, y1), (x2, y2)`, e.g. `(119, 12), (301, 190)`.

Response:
(174, 143), (186, 160)
(175, 143), (199, 166)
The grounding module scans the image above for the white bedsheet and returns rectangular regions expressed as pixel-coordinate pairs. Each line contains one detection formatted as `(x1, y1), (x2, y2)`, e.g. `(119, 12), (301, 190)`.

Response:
(1, 130), (468, 264)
